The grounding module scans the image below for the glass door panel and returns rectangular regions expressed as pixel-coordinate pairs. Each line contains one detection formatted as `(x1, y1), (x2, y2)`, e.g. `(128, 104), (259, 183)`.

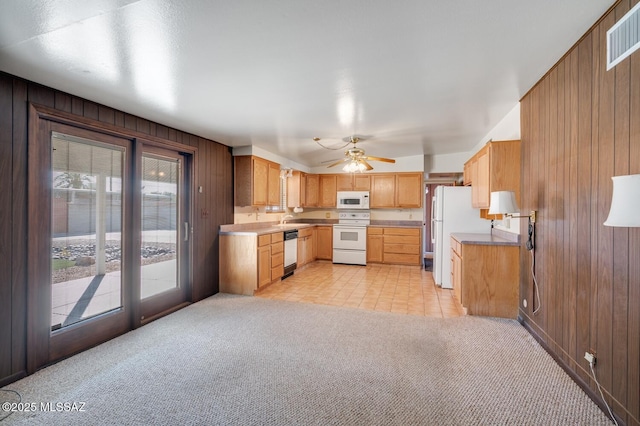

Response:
(51, 132), (124, 330)
(141, 154), (181, 299)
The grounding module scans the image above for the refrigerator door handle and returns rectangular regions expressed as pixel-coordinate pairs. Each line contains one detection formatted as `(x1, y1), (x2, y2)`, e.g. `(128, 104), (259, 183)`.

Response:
(430, 195), (437, 244)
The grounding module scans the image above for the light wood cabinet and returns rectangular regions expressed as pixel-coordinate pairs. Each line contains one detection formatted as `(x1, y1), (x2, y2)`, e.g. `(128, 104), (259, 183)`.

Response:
(383, 227), (421, 265)
(289, 171), (421, 209)
(257, 236), (271, 288)
(305, 174), (319, 207)
(319, 174), (337, 207)
(463, 161), (472, 186)
(450, 237), (462, 303)
(366, 227), (384, 263)
(287, 171), (307, 208)
(465, 140), (521, 210)
(367, 227), (421, 265)
(316, 225), (333, 260)
(370, 174), (396, 208)
(220, 230), (285, 295)
(451, 235), (519, 319)
(370, 173), (422, 209)
(297, 227), (315, 267)
(234, 155), (281, 207)
(337, 174), (371, 191)
(268, 162), (281, 206)
(270, 232), (284, 281)
(395, 173), (422, 208)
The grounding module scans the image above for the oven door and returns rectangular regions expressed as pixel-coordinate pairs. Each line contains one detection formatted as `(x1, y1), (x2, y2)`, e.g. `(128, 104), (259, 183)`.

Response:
(333, 225), (367, 250)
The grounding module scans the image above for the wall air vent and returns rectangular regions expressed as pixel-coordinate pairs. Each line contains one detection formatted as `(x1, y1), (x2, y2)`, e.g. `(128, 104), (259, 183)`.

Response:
(607, 2), (640, 70)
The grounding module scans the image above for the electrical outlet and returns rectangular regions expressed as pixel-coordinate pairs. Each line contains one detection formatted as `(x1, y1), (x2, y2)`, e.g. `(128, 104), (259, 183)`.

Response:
(584, 351), (596, 366)
(325, 212), (330, 218)
(530, 211), (537, 223)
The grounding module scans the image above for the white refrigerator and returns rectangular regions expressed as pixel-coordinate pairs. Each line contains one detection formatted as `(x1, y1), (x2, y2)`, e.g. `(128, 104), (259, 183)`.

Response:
(431, 186), (489, 289)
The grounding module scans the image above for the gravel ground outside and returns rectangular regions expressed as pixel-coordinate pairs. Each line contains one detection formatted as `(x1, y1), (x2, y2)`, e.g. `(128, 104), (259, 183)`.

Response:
(52, 239), (176, 284)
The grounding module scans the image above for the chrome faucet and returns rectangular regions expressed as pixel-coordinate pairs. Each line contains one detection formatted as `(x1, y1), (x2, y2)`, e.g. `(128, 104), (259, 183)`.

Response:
(280, 214), (294, 224)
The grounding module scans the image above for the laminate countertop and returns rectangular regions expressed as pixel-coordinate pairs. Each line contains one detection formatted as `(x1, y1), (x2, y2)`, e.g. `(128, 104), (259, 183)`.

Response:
(219, 223), (320, 236)
(451, 232), (520, 247)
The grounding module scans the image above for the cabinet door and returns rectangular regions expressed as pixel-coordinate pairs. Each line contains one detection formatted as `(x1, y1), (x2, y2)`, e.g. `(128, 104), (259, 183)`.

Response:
(252, 157), (269, 206)
(336, 174), (353, 191)
(305, 174), (319, 207)
(287, 171), (301, 208)
(311, 227), (317, 260)
(316, 226), (332, 260)
(305, 235), (314, 264)
(353, 174), (371, 191)
(470, 159), (479, 208)
(370, 174), (395, 208)
(297, 236), (306, 267)
(366, 229), (384, 263)
(257, 245), (271, 287)
(476, 150), (490, 208)
(267, 162), (281, 206)
(396, 173), (422, 208)
(319, 174), (337, 207)
(463, 162), (472, 186)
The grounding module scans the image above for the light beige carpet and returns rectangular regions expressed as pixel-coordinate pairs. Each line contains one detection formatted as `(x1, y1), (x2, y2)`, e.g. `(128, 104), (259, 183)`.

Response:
(1, 294), (612, 425)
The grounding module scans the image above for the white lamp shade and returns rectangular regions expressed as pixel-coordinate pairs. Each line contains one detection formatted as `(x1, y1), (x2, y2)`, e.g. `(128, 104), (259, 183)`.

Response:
(604, 174), (640, 227)
(488, 191), (519, 215)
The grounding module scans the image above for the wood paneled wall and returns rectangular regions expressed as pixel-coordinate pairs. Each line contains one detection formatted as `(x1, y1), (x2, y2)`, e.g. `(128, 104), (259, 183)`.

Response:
(520, 1), (639, 424)
(0, 71), (234, 387)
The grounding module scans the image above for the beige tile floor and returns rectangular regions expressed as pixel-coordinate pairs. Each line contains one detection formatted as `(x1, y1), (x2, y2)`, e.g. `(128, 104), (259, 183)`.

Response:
(256, 261), (464, 318)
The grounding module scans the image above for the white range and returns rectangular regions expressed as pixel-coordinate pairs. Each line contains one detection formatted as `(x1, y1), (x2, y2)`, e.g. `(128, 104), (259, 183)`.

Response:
(332, 211), (370, 266)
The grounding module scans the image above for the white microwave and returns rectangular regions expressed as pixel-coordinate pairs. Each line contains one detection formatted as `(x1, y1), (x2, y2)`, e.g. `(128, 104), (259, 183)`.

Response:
(337, 191), (370, 209)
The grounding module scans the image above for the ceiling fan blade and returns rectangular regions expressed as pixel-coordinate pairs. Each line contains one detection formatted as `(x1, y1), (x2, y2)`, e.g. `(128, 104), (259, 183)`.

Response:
(364, 156), (396, 163)
(361, 159), (374, 171)
(326, 158), (349, 168)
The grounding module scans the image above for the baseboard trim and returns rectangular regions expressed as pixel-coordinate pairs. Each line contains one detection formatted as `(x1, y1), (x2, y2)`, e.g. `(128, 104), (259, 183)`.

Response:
(0, 371), (27, 388)
(140, 302), (191, 326)
(518, 318), (626, 426)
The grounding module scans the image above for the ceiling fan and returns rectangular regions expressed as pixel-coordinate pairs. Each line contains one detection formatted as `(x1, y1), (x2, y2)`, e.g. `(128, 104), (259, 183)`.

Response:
(315, 136), (396, 172)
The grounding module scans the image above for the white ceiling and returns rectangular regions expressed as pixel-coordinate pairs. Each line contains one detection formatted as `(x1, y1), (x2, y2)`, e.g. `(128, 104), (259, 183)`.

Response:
(0, 0), (614, 167)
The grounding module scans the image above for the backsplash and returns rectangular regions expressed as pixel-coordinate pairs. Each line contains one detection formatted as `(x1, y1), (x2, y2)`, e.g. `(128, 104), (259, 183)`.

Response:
(232, 206), (424, 225)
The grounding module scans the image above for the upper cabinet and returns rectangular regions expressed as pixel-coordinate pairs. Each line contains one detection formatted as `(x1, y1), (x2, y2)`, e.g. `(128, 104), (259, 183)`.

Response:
(287, 171), (422, 210)
(319, 174), (337, 207)
(288, 171), (320, 208)
(336, 174), (371, 191)
(371, 172), (422, 208)
(234, 156), (281, 207)
(464, 140), (521, 210)
(395, 173), (423, 208)
(370, 174), (396, 208)
(305, 174), (320, 207)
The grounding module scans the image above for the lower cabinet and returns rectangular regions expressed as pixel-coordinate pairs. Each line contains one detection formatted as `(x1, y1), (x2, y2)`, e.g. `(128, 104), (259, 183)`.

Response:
(221, 231), (285, 295)
(257, 236), (271, 288)
(366, 227), (384, 263)
(367, 226), (421, 266)
(450, 238), (462, 303)
(450, 236), (519, 319)
(297, 227), (316, 267)
(316, 226), (333, 260)
(270, 232), (284, 281)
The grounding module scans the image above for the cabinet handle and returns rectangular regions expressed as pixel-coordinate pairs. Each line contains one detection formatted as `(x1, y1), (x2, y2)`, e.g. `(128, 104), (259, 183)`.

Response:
(184, 222), (189, 241)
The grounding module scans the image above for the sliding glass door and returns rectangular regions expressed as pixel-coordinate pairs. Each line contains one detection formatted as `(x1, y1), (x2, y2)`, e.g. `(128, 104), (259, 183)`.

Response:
(51, 132), (125, 330)
(29, 116), (193, 369)
(139, 148), (190, 321)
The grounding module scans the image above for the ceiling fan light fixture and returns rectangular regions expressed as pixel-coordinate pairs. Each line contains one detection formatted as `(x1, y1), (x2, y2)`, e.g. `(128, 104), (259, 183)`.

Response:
(343, 159), (368, 173)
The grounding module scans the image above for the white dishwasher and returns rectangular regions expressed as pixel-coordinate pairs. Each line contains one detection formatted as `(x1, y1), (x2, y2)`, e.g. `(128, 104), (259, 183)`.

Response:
(283, 229), (298, 279)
